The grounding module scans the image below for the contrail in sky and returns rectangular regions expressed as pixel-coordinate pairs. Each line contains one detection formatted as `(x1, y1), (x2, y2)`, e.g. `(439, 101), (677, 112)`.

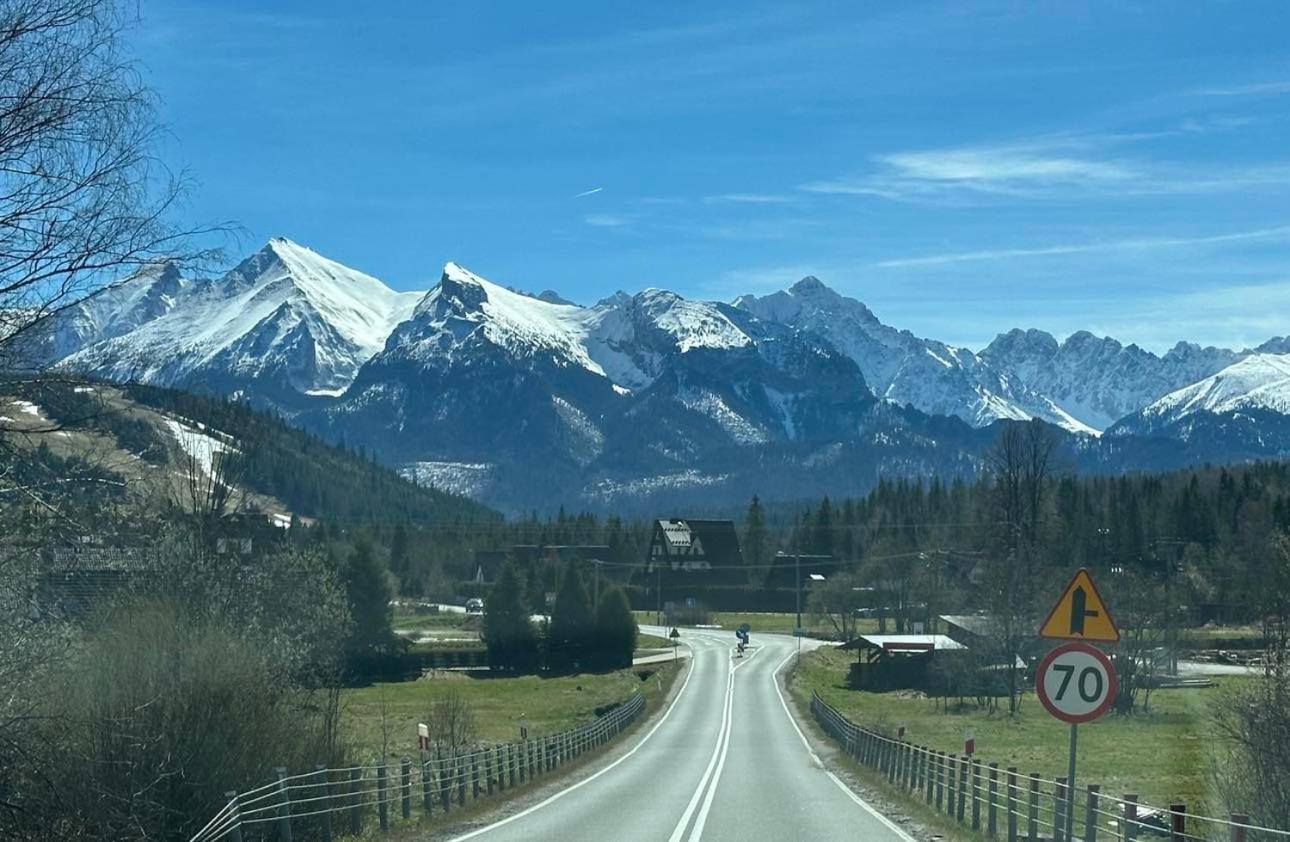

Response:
(573, 187), (604, 198)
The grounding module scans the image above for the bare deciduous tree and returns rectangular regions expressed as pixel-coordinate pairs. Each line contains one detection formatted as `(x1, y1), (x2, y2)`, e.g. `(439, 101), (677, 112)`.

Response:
(0, 0), (219, 371)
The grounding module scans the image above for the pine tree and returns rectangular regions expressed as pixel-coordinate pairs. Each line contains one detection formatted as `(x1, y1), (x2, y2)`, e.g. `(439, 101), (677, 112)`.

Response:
(743, 495), (769, 583)
(593, 587), (637, 670)
(814, 496), (834, 557)
(343, 537), (394, 667)
(483, 560), (539, 672)
(547, 561), (593, 672)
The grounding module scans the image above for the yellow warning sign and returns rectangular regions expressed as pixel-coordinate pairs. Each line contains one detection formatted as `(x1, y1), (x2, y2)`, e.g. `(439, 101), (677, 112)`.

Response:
(1038, 568), (1120, 643)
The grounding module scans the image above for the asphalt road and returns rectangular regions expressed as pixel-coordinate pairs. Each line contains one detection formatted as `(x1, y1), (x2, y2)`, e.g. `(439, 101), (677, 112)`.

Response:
(445, 627), (915, 842)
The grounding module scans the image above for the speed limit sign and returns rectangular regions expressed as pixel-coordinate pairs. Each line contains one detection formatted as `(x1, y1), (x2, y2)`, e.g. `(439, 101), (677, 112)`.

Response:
(1036, 642), (1118, 724)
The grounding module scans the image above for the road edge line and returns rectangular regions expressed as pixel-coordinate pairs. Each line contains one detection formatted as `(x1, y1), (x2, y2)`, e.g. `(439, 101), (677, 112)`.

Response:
(445, 646), (701, 842)
(771, 651), (919, 842)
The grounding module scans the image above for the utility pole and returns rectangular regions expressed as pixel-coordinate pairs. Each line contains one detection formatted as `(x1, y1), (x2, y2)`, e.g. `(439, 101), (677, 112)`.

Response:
(655, 564), (662, 626)
(795, 551), (802, 633)
(592, 560), (601, 613)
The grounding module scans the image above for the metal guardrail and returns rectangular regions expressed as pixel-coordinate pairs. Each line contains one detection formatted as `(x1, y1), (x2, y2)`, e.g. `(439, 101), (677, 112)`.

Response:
(809, 692), (1289, 842)
(190, 692), (646, 842)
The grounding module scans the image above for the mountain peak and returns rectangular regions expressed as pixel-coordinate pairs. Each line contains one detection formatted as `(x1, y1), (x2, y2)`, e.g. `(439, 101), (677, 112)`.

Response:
(790, 276), (831, 295)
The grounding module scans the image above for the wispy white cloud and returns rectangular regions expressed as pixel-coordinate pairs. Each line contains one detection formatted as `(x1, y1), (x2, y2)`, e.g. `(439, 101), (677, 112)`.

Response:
(584, 213), (628, 228)
(702, 193), (795, 205)
(1191, 80), (1290, 97)
(573, 186), (604, 199)
(802, 130), (1290, 203)
(873, 225), (1290, 269)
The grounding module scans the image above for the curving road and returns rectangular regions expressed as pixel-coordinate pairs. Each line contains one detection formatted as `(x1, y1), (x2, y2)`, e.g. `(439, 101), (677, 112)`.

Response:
(445, 627), (915, 842)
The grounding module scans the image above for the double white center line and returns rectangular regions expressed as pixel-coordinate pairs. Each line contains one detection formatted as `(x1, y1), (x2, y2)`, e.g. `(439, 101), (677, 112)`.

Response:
(668, 646), (759, 842)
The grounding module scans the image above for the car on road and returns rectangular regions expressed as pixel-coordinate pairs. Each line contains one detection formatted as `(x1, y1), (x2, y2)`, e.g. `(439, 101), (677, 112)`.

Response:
(465, 598), (484, 614)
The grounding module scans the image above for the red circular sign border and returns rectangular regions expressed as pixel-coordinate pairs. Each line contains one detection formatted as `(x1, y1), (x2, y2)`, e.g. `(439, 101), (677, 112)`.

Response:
(1035, 642), (1118, 724)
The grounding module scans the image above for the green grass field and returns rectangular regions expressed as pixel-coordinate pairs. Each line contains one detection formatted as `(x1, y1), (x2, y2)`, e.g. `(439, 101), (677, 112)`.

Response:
(344, 661), (679, 764)
(636, 633), (673, 650)
(789, 646), (1236, 812)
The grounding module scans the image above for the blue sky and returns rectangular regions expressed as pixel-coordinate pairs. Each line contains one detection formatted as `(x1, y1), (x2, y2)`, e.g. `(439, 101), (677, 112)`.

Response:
(135, 1), (1290, 352)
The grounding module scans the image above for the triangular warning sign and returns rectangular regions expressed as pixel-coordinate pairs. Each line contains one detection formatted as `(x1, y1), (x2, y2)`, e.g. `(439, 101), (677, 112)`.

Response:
(1038, 568), (1120, 643)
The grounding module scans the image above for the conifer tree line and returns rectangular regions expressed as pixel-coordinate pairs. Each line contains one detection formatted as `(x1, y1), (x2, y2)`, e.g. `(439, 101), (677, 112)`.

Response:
(764, 457), (1290, 628)
(483, 559), (637, 673)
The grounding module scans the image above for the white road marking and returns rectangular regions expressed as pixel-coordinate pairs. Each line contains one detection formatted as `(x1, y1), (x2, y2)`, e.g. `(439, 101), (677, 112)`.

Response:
(445, 644), (700, 841)
(667, 653), (735, 842)
(771, 652), (918, 842)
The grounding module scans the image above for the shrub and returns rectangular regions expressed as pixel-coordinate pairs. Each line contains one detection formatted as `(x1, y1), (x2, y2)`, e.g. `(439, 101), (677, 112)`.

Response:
(28, 599), (346, 841)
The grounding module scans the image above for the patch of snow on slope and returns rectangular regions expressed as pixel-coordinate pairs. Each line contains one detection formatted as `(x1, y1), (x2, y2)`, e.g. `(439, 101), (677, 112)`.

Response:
(401, 461), (495, 497)
(679, 388), (768, 444)
(585, 469), (729, 503)
(162, 418), (235, 478)
(551, 396), (605, 460)
(763, 387), (799, 440)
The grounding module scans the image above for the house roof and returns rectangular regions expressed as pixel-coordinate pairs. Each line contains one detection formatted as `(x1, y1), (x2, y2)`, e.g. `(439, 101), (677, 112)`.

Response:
(940, 614), (998, 637)
(842, 634), (967, 653)
(653, 519), (743, 565)
(44, 546), (159, 572)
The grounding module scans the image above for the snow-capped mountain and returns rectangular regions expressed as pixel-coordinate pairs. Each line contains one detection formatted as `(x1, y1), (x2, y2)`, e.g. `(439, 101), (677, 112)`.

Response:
(1114, 354), (1290, 433)
(323, 262), (878, 486)
(734, 278), (1093, 433)
(52, 238), (421, 401)
(28, 237), (1290, 510)
(981, 329), (1240, 432)
(25, 261), (192, 363)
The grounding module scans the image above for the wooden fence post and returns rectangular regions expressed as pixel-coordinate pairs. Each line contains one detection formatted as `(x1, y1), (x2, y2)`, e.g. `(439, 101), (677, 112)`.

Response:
(1028, 773), (1040, 842)
(509, 744), (517, 788)
(925, 749), (935, 804)
(935, 751), (945, 811)
(275, 767), (293, 842)
(1056, 777), (1068, 841)
(1230, 813), (1249, 842)
(428, 753), (438, 809)
(972, 759), (982, 831)
(457, 756), (466, 806)
(1123, 794), (1138, 842)
(1085, 784), (1100, 842)
(957, 756), (968, 823)
(349, 768), (362, 835)
(378, 764), (389, 833)
(1006, 768), (1018, 842)
(1169, 804), (1186, 841)
(988, 762), (999, 838)
(315, 765), (332, 842)
(472, 753), (481, 799)
(224, 791), (244, 842)
(401, 757), (412, 821)
(946, 753), (956, 817)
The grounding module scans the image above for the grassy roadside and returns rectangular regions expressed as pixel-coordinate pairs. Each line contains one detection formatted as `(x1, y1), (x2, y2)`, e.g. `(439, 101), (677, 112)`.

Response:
(351, 659), (685, 841)
(788, 646), (1233, 812)
(344, 661), (679, 763)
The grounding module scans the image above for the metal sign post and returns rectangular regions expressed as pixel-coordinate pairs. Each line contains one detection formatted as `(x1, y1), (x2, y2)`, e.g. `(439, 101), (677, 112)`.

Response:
(1037, 568), (1121, 842)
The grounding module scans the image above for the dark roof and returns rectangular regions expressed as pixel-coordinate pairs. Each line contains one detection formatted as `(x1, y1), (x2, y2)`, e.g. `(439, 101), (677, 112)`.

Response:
(650, 519), (743, 565)
(764, 553), (832, 589)
(44, 546), (159, 572)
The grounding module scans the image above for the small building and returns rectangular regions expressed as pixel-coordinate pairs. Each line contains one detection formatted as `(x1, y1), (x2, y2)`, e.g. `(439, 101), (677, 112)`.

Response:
(763, 552), (833, 590)
(645, 519), (746, 587)
(470, 544), (612, 588)
(940, 613), (998, 647)
(36, 546), (160, 619)
(841, 633), (966, 691)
